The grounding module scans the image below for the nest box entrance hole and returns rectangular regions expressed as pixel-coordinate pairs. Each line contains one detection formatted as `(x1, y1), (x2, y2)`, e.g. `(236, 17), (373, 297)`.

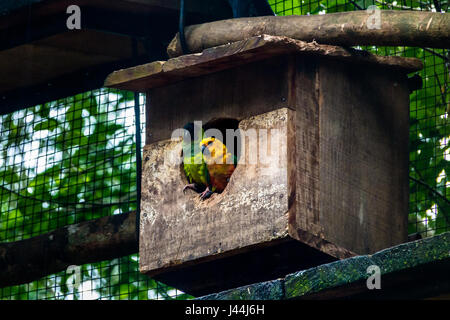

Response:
(203, 117), (241, 163)
(180, 117), (240, 195)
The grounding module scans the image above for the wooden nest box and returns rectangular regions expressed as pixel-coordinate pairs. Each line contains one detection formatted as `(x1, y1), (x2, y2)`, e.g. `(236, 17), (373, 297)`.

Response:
(105, 35), (423, 296)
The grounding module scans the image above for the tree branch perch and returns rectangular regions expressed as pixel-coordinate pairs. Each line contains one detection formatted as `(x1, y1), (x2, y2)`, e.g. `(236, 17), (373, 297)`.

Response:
(167, 11), (450, 57)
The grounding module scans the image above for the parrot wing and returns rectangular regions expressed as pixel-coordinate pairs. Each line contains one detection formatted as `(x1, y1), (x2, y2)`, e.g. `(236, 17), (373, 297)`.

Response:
(183, 148), (209, 187)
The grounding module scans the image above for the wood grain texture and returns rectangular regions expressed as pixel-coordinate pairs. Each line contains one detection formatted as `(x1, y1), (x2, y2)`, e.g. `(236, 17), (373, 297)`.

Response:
(317, 61), (410, 253)
(281, 54), (409, 255)
(144, 55), (291, 145)
(104, 35), (423, 92)
(288, 57), (323, 238)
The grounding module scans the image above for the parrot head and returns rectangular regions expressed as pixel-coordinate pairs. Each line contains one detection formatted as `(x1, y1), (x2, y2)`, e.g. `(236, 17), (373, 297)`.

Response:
(200, 136), (230, 164)
(200, 137), (216, 156)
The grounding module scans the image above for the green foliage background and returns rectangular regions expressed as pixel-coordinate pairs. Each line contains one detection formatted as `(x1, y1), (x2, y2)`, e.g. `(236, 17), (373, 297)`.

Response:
(0, 90), (191, 299)
(0, 0), (448, 299)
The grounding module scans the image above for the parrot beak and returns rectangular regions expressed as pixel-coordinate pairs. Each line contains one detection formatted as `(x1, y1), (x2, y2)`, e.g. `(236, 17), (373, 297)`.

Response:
(201, 144), (206, 154)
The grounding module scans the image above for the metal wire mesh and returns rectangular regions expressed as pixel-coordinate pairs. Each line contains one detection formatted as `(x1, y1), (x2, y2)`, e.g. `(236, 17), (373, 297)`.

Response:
(0, 0), (448, 300)
(1, 90), (138, 241)
(0, 89), (191, 300)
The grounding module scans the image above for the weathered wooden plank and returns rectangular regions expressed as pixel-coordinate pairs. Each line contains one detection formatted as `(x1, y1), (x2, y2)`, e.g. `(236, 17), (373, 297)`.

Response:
(288, 56), (323, 239)
(140, 108), (294, 278)
(104, 35), (423, 92)
(105, 35), (296, 91)
(317, 60), (409, 253)
(144, 54), (291, 145)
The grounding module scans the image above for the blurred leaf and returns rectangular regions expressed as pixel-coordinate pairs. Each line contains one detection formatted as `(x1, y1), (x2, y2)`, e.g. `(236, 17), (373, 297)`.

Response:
(33, 119), (59, 131)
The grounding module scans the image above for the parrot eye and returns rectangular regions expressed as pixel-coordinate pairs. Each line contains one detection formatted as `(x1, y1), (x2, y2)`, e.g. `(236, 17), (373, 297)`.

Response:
(207, 140), (213, 146)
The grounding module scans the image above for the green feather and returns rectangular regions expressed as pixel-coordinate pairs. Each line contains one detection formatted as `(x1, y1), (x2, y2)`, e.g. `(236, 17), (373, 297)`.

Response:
(182, 124), (209, 188)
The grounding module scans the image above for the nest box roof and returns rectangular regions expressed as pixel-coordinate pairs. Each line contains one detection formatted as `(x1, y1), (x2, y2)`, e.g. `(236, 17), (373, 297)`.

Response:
(104, 34), (423, 92)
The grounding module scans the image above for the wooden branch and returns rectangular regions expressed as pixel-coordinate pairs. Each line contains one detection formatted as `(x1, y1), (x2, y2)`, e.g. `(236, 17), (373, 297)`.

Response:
(0, 211), (137, 288)
(167, 10), (450, 57)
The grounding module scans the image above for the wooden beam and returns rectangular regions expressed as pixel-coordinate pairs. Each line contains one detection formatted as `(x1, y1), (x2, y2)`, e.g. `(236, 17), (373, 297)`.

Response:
(0, 211), (137, 288)
(167, 11), (450, 57)
(284, 232), (450, 300)
(197, 232), (450, 300)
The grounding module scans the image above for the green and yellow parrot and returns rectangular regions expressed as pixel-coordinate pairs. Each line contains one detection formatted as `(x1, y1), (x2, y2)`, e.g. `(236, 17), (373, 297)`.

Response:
(199, 136), (237, 198)
(182, 122), (210, 198)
